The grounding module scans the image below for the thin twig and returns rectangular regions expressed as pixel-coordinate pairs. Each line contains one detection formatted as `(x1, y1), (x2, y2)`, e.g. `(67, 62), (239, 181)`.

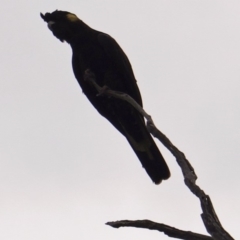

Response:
(106, 220), (213, 240)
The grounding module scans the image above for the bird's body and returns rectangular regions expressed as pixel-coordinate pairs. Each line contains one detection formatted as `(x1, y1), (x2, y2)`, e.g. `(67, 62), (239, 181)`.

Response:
(41, 10), (170, 184)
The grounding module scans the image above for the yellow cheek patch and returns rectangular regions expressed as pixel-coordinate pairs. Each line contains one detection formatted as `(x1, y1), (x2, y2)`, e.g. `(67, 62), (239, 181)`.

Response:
(66, 13), (79, 22)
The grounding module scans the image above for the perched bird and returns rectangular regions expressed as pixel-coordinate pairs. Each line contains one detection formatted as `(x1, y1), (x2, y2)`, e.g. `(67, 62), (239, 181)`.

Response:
(40, 10), (170, 184)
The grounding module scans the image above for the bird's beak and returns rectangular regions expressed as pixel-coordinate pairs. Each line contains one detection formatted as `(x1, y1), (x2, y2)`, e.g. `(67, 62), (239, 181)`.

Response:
(47, 21), (55, 30)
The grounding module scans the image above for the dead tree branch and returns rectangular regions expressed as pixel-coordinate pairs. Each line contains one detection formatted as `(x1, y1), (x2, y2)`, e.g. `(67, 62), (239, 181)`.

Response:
(106, 220), (213, 240)
(84, 69), (234, 240)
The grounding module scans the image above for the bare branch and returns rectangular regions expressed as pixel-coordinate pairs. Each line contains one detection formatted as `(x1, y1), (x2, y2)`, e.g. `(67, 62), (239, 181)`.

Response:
(84, 69), (234, 240)
(106, 220), (213, 240)
(146, 115), (234, 240)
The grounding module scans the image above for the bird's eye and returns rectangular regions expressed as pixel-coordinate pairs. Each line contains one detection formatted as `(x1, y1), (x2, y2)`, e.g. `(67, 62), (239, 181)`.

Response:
(47, 21), (55, 30)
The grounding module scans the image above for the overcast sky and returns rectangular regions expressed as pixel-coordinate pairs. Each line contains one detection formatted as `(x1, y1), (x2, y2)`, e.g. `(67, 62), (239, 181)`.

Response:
(1, 1), (240, 239)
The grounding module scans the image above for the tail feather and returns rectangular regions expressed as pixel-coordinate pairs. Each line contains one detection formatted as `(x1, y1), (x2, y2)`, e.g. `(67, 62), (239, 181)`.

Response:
(125, 131), (170, 184)
(112, 102), (170, 184)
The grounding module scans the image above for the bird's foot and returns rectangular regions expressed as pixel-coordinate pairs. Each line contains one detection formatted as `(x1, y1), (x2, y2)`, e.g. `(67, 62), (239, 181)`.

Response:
(84, 69), (95, 82)
(97, 85), (110, 97)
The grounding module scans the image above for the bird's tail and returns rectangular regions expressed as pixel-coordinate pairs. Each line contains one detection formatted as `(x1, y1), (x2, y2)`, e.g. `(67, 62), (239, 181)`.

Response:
(124, 126), (170, 184)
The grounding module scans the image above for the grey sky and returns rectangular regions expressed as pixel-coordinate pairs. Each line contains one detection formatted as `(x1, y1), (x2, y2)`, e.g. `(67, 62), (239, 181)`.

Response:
(1, 1), (239, 239)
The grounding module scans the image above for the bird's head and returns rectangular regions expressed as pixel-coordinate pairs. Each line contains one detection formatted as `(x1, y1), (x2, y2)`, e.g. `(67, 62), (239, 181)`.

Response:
(40, 10), (83, 43)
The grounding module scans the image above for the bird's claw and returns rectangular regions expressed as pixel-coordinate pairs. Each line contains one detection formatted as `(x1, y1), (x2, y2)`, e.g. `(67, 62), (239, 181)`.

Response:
(97, 85), (110, 97)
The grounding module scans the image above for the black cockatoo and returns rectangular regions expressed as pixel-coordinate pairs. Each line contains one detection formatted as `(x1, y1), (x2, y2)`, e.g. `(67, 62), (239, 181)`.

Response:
(40, 10), (170, 184)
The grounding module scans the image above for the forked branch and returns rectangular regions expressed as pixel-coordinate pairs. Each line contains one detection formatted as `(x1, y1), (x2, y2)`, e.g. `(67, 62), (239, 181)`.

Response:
(84, 69), (234, 240)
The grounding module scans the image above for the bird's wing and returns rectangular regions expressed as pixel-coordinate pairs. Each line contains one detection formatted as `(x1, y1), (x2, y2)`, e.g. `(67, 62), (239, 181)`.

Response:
(97, 33), (142, 106)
